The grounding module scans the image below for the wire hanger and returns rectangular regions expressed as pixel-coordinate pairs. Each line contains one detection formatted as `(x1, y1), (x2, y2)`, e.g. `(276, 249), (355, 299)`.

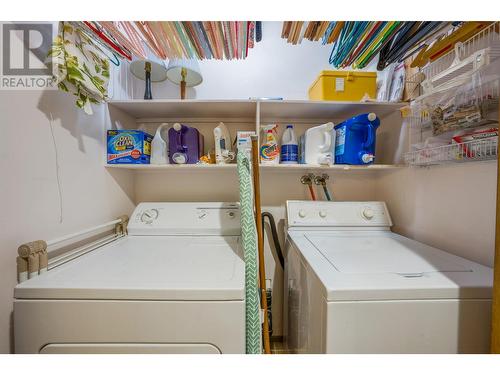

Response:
(70, 22), (123, 66)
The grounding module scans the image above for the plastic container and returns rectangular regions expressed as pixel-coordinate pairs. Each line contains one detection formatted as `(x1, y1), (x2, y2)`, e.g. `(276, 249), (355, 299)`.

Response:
(150, 123), (169, 164)
(334, 113), (380, 165)
(260, 127), (280, 165)
(308, 70), (377, 101)
(280, 125), (298, 164)
(304, 122), (335, 165)
(168, 123), (204, 164)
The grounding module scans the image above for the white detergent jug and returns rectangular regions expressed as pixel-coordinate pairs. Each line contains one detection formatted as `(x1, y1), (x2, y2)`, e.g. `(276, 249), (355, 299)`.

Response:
(214, 122), (234, 164)
(304, 122), (335, 165)
(151, 123), (169, 164)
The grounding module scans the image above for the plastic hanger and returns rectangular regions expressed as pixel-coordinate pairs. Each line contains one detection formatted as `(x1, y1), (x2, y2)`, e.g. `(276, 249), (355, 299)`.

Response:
(134, 22), (166, 60)
(343, 22), (385, 68)
(83, 21), (132, 60)
(99, 22), (146, 60)
(354, 22), (402, 69)
(71, 22), (124, 66)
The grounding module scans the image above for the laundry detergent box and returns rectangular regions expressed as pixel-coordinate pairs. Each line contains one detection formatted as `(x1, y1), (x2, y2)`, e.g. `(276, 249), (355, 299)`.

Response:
(107, 130), (152, 164)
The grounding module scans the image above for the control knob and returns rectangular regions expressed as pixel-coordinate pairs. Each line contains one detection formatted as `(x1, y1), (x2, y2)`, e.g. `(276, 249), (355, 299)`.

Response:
(141, 209), (159, 224)
(362, 208), (374, 220)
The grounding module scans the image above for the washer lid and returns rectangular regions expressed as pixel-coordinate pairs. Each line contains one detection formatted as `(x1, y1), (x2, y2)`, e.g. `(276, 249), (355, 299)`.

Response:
(14, 236), (244, 301)
(288, 231), (492, 301)
(306, 233), (471, 275)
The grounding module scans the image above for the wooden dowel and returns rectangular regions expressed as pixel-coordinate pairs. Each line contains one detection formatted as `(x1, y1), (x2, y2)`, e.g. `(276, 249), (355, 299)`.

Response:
(251, 135), (271, 354)
(491, 100), (500, 353)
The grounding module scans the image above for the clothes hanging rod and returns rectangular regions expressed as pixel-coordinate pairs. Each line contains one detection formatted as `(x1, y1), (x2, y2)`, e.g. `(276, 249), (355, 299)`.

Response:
(46, 219), (122, 247)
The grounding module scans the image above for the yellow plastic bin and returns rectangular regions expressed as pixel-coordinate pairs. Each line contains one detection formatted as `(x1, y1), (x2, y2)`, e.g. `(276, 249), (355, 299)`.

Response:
(308, 70), (377, 101)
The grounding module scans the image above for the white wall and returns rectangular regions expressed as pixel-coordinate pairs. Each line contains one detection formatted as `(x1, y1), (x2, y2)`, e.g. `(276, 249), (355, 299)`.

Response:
(376, 162), (497, 267)
(0, 89), (136, 353)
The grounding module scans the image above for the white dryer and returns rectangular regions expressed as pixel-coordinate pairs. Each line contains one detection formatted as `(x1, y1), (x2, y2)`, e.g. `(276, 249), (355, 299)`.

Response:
(14, 202), (245, 354)
(283, 200), (493, 354)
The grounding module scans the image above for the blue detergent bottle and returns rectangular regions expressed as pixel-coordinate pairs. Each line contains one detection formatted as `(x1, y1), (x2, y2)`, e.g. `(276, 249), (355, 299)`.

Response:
(334, 113), (380, 165)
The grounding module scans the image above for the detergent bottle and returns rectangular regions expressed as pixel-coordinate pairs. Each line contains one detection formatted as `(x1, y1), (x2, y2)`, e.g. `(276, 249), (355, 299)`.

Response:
(280, 125), (298, 164)
(304, 122), (335, 165)
(334, 113), (380, 165)
(214, 122), (234, 164)
(168, 123), (203, 164)
(150, 123), (169, 164)
(260, 125), (280, 165)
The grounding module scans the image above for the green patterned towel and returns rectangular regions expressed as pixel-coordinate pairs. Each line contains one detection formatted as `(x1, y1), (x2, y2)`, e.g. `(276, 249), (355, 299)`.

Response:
(237, 151), (262, 354)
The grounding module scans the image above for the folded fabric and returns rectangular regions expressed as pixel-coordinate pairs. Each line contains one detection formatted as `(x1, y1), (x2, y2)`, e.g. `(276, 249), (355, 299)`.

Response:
(47, 22), (110, 115)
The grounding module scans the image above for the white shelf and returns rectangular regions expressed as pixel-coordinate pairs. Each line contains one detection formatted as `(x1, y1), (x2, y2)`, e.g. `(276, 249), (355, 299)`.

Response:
(259, 100), (405, 121)
(108, 99), (257, 121)
(105, 163), (402, 172)
(107, 99), (405, 122)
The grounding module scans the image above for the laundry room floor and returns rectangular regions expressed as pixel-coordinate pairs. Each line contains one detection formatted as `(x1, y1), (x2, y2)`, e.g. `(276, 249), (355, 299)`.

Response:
(271, 340), (289, 354)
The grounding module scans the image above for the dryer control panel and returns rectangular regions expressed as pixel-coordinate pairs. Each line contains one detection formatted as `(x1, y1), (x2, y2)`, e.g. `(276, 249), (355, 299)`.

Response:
(287, 201), (392, 228)
(128, 202), (240, 236)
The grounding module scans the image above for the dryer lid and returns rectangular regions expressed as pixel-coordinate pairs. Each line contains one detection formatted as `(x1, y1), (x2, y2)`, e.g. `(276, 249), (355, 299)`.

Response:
(14, 235), (244, 301)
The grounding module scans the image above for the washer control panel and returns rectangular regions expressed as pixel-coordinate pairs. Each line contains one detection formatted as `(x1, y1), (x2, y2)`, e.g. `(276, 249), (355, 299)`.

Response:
(287, 201), (392, 228)
(128, 202), (240, 235)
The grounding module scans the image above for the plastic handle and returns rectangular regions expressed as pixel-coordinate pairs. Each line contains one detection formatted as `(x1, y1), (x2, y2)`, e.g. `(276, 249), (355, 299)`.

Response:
(319, 130), (332, 152)
(362, 123), (375, 149)
(176, 126), (186, 152)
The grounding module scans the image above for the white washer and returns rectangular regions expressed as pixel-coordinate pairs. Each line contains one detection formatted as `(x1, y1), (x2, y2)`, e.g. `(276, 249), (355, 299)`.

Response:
(284, 200), (493, 354)
(14, 202), (245, 354)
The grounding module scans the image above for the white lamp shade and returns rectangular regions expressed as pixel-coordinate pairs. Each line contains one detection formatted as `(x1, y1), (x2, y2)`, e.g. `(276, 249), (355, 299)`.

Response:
(130, 46), (168, 82)
(166, 59), (203, 87)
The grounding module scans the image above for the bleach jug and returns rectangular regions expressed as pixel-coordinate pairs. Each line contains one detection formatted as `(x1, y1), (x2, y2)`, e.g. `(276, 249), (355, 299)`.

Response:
(151, 123), (169, 164)
(168, 123), (203, 164)
(334, 113), (380, 165)
(280, 125), (298, 164)
(304, 122), (335, 165)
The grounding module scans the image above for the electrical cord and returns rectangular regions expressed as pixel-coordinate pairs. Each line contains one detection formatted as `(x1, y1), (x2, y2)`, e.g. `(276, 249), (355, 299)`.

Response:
(261, 212), (284, 269)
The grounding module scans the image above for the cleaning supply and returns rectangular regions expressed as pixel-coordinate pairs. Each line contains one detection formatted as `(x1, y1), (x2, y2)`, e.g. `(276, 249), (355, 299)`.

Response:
(214, 122), (234, 164)
(150, 123), (169, 164)
(237, 131), (256, 160)
(107, 130), (152, 164)
(280, 125), (298, 164)
(168, 123), (204, 164)
(260, 125), (280, 165)
(304, 122), (335, 165)
(334, 113), (380, 165)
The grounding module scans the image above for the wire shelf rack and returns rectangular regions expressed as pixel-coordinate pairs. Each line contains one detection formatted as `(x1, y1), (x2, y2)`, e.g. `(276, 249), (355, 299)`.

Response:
(404, 136), (498, 166)
(406, 22), (500, 98)
(407, 66), (500, 131)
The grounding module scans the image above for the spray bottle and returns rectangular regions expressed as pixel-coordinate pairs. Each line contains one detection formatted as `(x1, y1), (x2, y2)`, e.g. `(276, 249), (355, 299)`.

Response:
(151, 123), (169, 164)
(260, 124), (280, 165)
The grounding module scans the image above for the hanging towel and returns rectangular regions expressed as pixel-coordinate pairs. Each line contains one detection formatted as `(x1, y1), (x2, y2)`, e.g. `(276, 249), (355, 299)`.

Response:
(237, 151), (262, 354)
(47, 22), (110, 115)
